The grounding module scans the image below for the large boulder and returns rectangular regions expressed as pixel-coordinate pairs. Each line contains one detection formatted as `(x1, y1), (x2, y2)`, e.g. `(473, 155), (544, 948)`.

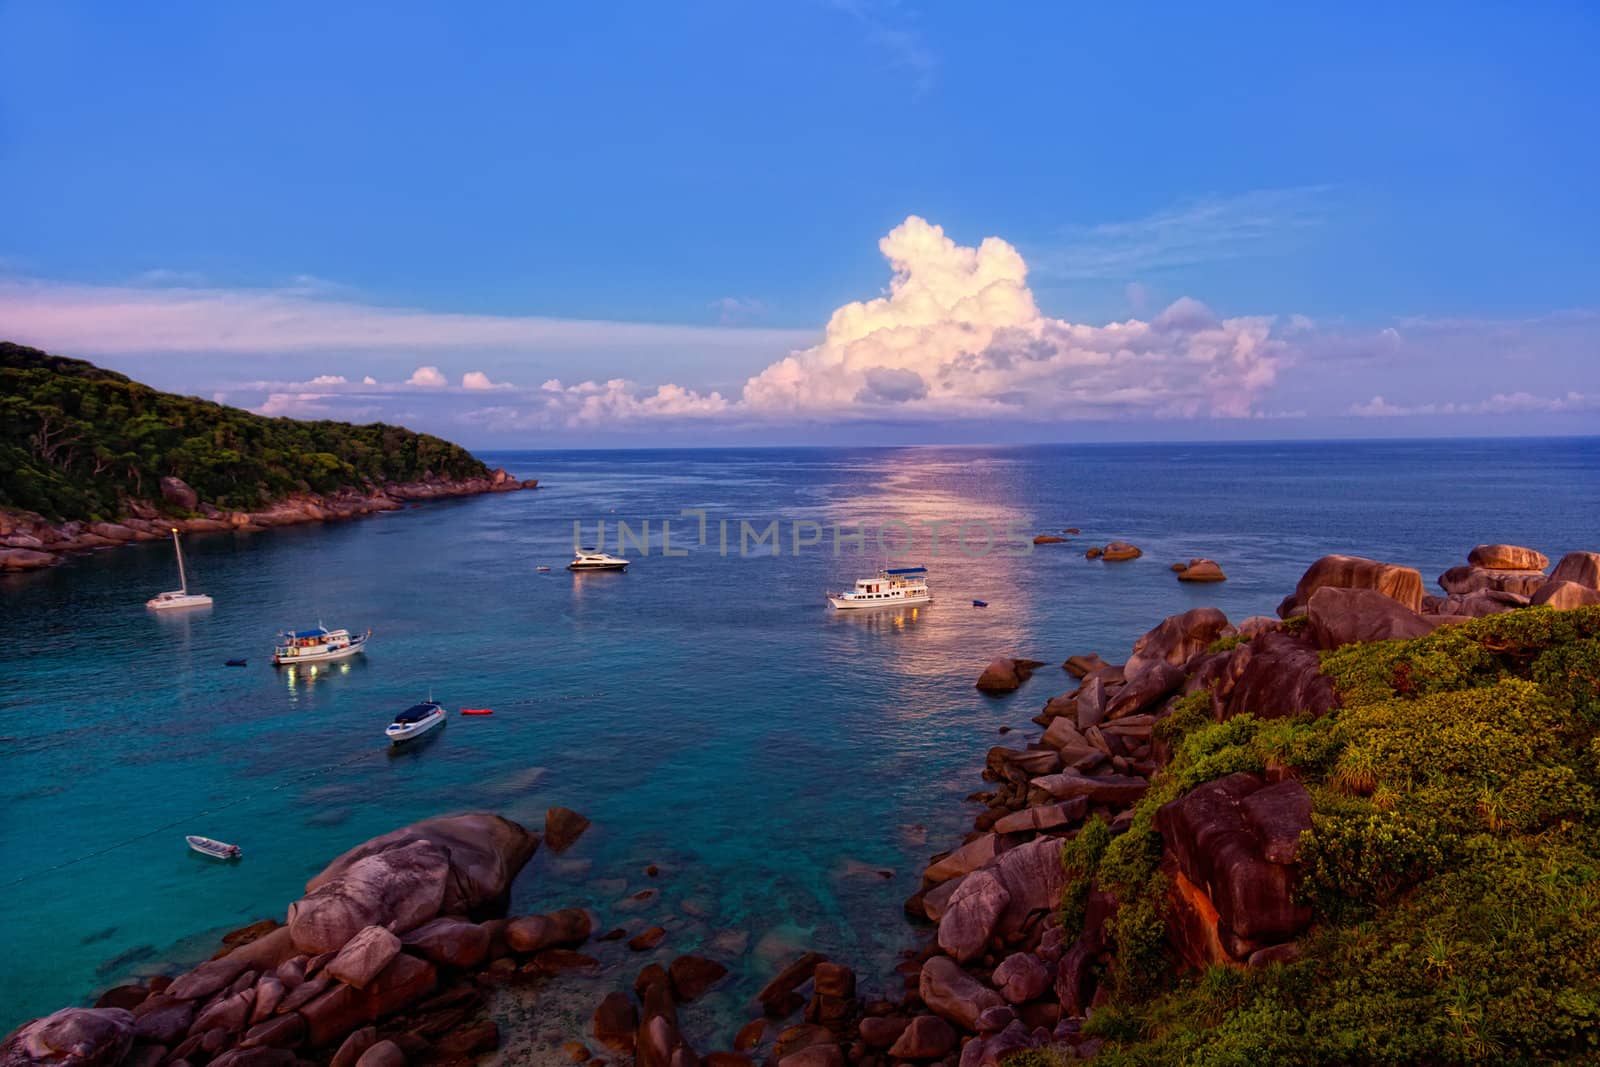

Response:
(1156, 773), (1312, 962)
(295, 814), (538, 950)
(504, 908), (592, 953)
(1468, 544), (1548, 571)
(543, 808), (590, 853)
(918, 957), (1004, 1032)
(399, 918), (490, 968)
(1284, 555), (1424, 616)
(288, 841), (451, 954)
(1531, 581), (1600, 610)
(1125, 608), (1231, 677)
(1222, 633), (1338, 720)
(1030, 772), (1149, 807)
(1550, 552), (1600, 590)
(1, 1009), (135, 1067)
(937, 837), (1072, 963)
(888, 1015), (957, 1059)
(975, 658), (1041, 693)
(1176, 559), (1227, 582)
(1100, 541), (1142, 562)
(160, 476), (199, 510)
(325, 926), (401, 990)
(1437, 565), (1547, 597)
(1306, 587), (1436, 649)
(923, 834), (1005, 885)
(1105, 662), (1184, 719)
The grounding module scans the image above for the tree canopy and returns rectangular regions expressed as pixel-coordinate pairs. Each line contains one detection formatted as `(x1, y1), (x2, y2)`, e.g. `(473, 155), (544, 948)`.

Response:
(1, 342), (488, 521)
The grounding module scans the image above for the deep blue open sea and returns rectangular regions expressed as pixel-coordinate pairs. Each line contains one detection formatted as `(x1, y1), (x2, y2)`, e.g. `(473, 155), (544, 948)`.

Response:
(3, 440), (1597, 1051)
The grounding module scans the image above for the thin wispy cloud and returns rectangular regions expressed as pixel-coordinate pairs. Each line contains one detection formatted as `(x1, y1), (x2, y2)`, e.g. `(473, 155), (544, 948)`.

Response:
(0, 278), (817, 356)
(1037, 186), (1331, 281)
(710, 296), (769, 324)
(830, 0), (939, 94)
(1350, 391), (1595, 417)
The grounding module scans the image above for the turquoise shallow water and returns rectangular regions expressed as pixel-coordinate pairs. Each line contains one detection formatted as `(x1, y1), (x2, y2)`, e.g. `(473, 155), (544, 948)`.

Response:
(2, 440), (1597, 1047)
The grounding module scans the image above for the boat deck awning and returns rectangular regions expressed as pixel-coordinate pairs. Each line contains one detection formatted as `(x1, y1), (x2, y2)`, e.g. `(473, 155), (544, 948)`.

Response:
(885, 567), (927, 575)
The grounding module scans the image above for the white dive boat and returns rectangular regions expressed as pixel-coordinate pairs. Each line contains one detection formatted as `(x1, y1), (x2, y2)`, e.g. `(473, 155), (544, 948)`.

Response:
(186, 835), (241, 860)
(272, 625), (371, 665)
(568, 552), (629, 572)
(147, 529), (213, 610)
(827, 566), (932, 610)
(386, 700), (447, 743)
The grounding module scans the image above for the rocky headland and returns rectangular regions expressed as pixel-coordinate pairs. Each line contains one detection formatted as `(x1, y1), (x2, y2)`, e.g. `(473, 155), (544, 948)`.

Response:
(7, 543), (1600, 1066)
(0, 470), (538, 573)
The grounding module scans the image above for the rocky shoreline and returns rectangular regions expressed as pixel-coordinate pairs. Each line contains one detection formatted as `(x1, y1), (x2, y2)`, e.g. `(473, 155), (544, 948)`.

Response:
(6, 543), (1599, 1067)
(0, 470), (538, 573)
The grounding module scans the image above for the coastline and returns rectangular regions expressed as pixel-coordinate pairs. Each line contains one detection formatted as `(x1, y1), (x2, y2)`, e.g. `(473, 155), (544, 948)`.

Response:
(0, 469), (538, 572)
(9, 542), (1597, 1065)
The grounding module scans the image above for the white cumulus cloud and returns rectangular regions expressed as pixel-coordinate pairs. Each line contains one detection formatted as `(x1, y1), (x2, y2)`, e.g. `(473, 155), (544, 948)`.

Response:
(461, 370), (509, 390)
(406, 366), (447, 388)
(739, 215), (1285, 420)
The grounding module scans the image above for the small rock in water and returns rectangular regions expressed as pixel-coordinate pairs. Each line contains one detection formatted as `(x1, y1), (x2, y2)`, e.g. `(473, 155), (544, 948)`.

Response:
(628, 926), (667, 951)
(544, 807), (591, 852)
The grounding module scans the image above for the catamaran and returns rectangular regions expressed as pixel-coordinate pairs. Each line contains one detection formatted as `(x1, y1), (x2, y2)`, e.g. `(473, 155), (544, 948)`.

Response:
(827, 566), (933, 610)
(147, 529), (213, 610)
(272, 624), (371, 665)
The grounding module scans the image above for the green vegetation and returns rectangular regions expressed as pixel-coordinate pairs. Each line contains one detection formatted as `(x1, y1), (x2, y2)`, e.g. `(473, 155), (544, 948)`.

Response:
(1, 342), (489, 521)
(1052, 607), (1600, 1065)
(1205, 633), (1247, 654)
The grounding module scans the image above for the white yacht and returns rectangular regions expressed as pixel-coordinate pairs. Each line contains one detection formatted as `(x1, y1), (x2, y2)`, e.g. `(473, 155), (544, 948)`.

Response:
(386, 700), (447, 743)
(827, 566), (932, 610)
(568, 552), (629, 572)
(147, 529), (213, 610)
(272, 625), (371, 665)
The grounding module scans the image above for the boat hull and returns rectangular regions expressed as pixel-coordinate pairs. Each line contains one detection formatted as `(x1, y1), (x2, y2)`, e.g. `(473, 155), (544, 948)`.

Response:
(387, 713), (446, 743)
(273, 634), (369, 665)
(148, 593), (214, 610)
(186, 835), (241, 860)
(569, 562), (628, 571)
(827, 593), (932, 610)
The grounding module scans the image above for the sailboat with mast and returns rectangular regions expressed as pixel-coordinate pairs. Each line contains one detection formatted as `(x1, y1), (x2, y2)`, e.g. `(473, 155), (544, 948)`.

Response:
(146, 528), (213, 610)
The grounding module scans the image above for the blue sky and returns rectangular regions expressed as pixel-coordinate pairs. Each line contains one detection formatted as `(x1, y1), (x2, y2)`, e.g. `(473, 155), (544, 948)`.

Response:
(1, 1), (1596, 445)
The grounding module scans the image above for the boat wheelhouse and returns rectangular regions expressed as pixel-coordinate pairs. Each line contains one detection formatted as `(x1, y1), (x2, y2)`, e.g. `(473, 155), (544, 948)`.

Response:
(386, 701), (447, 743)
(827, 566), (933, 610)
(272, 625), (371, 665)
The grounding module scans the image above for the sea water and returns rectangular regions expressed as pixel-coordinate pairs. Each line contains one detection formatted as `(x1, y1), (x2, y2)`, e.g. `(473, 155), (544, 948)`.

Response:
(2, 440), (1596, 1048)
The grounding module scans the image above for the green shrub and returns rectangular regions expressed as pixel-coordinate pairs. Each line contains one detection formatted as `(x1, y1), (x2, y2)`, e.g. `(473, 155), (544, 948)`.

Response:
(1072, 605), (1600, 1064)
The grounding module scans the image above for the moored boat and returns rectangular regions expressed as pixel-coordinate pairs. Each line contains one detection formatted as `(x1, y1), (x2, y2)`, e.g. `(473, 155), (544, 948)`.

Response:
(386, 700), (447, 743)
(827, 566), (932, 610)
(568, 552), (629, 571)
(147, 529), (213, 610)
(272, 625), (371, 665)
(186, 835), (241, 860)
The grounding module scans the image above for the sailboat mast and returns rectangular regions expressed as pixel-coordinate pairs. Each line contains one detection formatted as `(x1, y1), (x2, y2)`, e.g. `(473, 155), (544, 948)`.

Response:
(172, 528), (189, 594)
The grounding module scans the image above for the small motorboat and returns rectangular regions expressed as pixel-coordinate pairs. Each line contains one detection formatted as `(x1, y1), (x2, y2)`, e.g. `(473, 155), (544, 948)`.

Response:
(460, 708), (494, 716)
(568, 552), (629, 572)
(186, 835), (241, 860)
(225, 659), (248, 667)
(386, 700), (447, 743)
(535, 566), (551, 572)
(972, 600), (988, 608)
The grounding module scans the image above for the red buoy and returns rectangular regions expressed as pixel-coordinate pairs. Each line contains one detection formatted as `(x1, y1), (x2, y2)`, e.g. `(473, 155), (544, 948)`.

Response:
(460, 708), (494, 716)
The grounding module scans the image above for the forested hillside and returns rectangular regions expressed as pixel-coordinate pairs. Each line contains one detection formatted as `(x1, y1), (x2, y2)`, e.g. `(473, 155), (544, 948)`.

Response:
(1, 342), (488, 521)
